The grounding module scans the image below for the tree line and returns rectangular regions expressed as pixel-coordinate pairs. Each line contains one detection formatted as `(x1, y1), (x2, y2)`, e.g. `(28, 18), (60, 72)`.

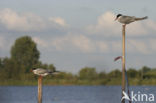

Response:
(0, 36), (156, 85)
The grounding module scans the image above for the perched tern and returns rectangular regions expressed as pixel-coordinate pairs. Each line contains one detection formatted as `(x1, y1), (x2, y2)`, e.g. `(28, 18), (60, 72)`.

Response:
(31, 68), (59, 77)
(115, 14), (148, 25)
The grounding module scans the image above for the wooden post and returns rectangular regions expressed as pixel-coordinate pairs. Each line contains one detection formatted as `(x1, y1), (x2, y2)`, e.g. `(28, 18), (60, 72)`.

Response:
(122, 25), (126, 103)
(38, 76), (42, 103)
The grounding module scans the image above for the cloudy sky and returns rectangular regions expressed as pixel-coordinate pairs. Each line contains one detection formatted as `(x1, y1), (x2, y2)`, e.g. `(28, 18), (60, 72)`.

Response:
(0, 0), (156, 73)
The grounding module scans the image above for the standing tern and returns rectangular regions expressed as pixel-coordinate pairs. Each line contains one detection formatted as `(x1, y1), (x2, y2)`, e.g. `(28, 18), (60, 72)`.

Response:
(31, 68), (59, 77)
(115, 14), (148, 25)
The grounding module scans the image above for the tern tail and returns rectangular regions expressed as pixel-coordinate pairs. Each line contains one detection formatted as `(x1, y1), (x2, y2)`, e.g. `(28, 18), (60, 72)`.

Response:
(135, 16), (148, 21)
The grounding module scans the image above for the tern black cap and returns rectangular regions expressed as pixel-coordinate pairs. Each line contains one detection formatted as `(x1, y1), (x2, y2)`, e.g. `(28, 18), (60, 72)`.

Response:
(117, 14), (122, 18)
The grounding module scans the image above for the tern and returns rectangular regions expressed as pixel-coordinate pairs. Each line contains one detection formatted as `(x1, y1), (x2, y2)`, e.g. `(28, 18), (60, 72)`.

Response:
(115, 14), (148, 25)
(31, 68), (59, 77)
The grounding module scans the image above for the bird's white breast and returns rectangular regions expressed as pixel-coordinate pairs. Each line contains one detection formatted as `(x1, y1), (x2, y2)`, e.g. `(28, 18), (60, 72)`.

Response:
(118, 16), (135, 24)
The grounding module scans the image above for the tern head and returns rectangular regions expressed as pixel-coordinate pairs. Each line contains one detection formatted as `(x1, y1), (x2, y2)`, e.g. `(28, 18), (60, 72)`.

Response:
(115, 14), (122, 20)
(30, 68), (36, 72)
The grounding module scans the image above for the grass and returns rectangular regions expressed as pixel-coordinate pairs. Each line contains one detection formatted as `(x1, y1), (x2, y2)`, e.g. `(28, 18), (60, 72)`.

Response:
(1, 78), (156, 86)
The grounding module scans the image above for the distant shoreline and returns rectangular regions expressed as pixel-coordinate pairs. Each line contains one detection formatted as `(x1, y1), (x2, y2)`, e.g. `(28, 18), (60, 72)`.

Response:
(1, 78), (156, 86)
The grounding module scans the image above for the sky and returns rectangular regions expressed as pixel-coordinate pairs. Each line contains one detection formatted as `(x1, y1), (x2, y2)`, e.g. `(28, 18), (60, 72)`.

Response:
(0, 0), (156, 73)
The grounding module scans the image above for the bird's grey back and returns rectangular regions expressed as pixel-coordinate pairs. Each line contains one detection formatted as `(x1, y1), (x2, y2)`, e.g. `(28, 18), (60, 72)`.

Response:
(119, 15), (135, 24)
(35, 68), (48, 74)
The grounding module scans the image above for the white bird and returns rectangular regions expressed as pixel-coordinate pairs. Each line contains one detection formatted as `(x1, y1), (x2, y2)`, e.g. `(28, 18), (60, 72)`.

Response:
(115, 14), (148, 25)
(31, 68), (59, 77)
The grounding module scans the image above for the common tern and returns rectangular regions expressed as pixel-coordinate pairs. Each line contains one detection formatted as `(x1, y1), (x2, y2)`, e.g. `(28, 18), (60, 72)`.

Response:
(115, 14), (148, 25)
(31, 68), (59, 77)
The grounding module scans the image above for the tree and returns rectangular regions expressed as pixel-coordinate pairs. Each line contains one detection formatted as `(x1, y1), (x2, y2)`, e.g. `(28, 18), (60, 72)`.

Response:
(98, 72), (106, 79)
(0, 58), (2, 69)
(127, 68), (138, 78)
(48, 64), (56, 72)
(0, 58), (4, 79)
(55, 72), (74, 80)
(79, 67), (98, 80)
(11, 36), (40, 73)
(107, 69), (121, 78)
(141, 66), (151, 73)
(140, 66), (151, 79)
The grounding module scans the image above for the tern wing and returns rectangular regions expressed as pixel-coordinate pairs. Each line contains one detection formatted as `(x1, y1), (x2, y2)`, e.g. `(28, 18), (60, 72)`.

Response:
(135, 16), (148, 21)
(120, 16), (135, 24)
(36, 68), (48, 74)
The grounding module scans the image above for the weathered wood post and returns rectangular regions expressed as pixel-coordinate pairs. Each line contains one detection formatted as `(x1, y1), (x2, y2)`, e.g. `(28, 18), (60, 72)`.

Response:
(122, 25), (126, 103)
(38, 76), (42, 103)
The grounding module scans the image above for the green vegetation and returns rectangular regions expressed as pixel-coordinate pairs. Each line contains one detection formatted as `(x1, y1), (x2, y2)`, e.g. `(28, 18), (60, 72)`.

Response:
(0, 36), (156, 86)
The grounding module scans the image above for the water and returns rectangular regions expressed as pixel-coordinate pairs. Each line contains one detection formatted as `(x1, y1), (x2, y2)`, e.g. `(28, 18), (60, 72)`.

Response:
(0, 86), (156, 103)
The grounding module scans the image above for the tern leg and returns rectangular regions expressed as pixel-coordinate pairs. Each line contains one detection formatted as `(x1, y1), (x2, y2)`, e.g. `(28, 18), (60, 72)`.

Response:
(39, 75), (43, 79)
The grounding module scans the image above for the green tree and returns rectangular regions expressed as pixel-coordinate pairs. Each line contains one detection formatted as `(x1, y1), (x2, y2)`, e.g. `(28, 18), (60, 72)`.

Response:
(0, 58), (21, 79)
(140, 66), (151, 79)
(127, 68), (139, 78)
(107, 69), (121, 78)
(0, 58), (2, 69)
(98, 72), (106, 79)
(0, 58), (4, 79)
(79, 67), (98, 80)
(141, 66), (151, 73)
(48, 64), (56, 72)
(143, 69), (156, 79)
(11, 36), (40, 73)
(55, 72), (74, 80)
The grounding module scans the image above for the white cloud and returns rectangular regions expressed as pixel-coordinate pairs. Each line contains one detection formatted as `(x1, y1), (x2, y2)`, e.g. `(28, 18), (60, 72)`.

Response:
(86, 11), (120, 36)
(1, 9), (154, 55)
(127, 39), (150, 54)
(127, 22), (148, 35)
(32, 37), (49, 48)
(70, 35), (95, 52)
(32, 33), (108, 53)
(145, 20), (156, 31)
(0, 8), (68, 32)
(49, 17), (67, 27)
(110, 40), (122, 52)
(49, 34), (153, 55)
(51, 34), (95, 53)
(31, 34), (156, 55)
(95, 41), (109, 52)
(86, 11), (156, 36)
(0, 8), (45, 31)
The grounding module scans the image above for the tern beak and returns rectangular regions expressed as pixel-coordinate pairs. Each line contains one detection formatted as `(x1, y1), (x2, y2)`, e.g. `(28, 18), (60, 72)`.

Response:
(30, 69), (33, 72)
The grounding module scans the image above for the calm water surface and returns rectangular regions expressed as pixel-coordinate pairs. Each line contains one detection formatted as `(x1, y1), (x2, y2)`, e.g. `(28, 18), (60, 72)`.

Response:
(0, 86), (156, 103)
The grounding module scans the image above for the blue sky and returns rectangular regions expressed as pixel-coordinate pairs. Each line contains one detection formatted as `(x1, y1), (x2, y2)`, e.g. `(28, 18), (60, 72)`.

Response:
(0, 0), (156, 73)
